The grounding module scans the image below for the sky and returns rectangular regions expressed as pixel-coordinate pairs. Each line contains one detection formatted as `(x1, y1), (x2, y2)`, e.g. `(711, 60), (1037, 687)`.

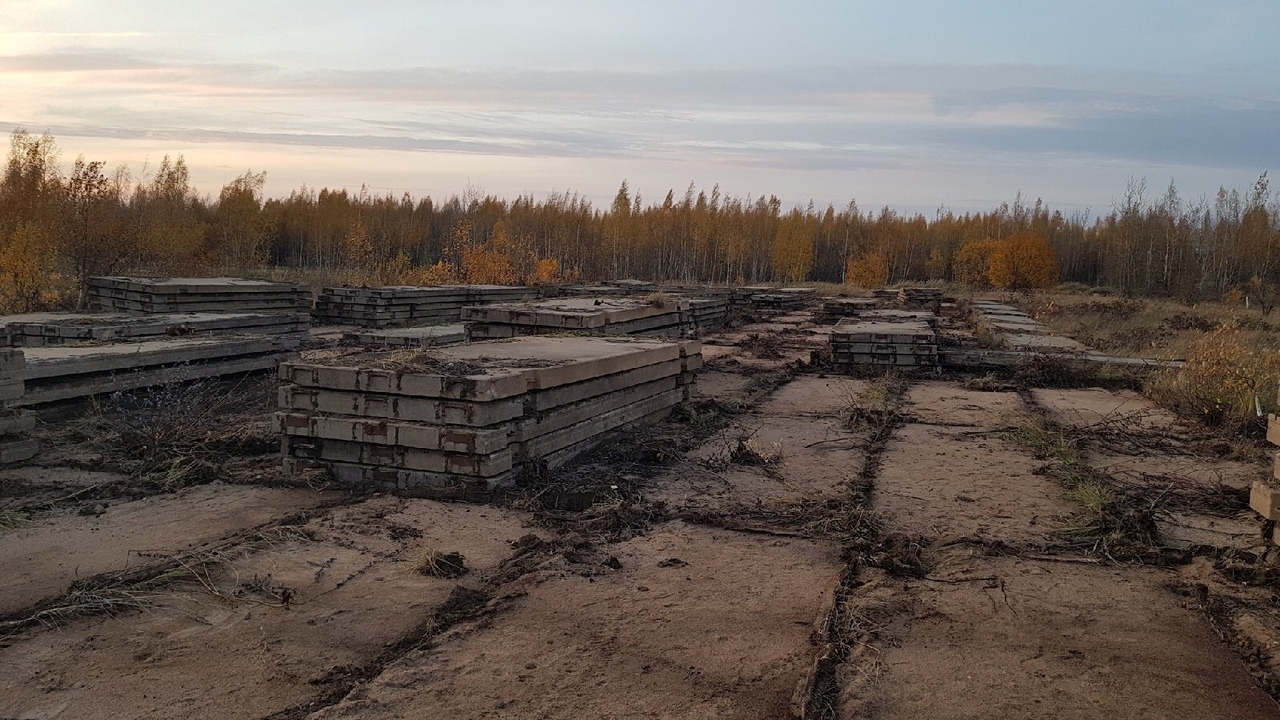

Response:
(1, 0), (1278, 215)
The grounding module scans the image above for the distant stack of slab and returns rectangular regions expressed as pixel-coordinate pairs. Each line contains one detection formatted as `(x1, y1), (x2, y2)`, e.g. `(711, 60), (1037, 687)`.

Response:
(0, 311), (309, 347)
(13, 335), (300, 408)
(88, 277), (311, 315)
(861, 308), (939, 329)
(822, 297), (879, 320)
(898, 287), (943, 306)
(731, 286), (774, 306)
(684, 297), (730, 331)
(750, 287), (818, 310)
(314, 285), (537, 327)
(341, 324), (468, 349)
(970, 301), (1086, 352)
(871, 289), (899, 301)
(0, 349), (37, 463)
(830, 318), (939, 369)
(276, 336), (701, 496)
(463, 297), (696, 340)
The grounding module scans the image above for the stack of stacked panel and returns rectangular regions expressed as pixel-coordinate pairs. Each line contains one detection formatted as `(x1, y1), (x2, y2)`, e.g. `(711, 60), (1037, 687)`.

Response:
(897, 287), (943, 306)
(13, 335), (301, 408)
(314, 285), (538, 327)
(821, 297), (879, 320)
(341, 324), (468, 349)
(872, 289), (899, 302)
(0, 311), (309, 347)
(830, 317), (939, 370)
(87, 277), (311, 315)
(861, 308), (940, 329)
(0, 349), (37, 463)
(732, 286), (775, 306)
(751, 287), (817, 309)
(463, 297), (695, 340)
(276, 336), (701, 497)
(684, 297), (730, 331)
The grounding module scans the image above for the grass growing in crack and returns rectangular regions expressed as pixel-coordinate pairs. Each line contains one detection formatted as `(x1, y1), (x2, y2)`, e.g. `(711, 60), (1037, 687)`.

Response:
(0, 508), (28, 530)
(1008, 415), (1165, 560)
(841, 373), (908, 430)
(0, 522), (319, 635)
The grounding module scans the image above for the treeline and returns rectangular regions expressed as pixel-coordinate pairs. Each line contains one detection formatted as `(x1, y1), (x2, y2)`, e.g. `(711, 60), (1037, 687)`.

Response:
(1, 129), (1277, 312)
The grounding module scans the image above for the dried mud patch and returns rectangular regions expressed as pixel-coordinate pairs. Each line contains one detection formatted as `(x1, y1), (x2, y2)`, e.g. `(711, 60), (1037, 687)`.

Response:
(841, 556), (1278, 719)
(310, 521), (843, 720)
(0, 497), (536, 720)
(0, 483), (336, 616)
(875, 424), (1075, 547)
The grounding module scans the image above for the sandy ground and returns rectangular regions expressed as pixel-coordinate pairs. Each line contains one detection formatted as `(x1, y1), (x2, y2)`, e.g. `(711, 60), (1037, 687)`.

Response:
(2, 302), (1280, 719)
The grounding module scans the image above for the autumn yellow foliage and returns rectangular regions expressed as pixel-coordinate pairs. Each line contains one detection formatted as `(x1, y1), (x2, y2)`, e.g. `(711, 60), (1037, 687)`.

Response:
(844, 253), (889, 288)
(954, 239), (1000, 287)
(0, 223), (60, 312)
(1147, 322), (1280, 431)
(988, 232), (1059, 290)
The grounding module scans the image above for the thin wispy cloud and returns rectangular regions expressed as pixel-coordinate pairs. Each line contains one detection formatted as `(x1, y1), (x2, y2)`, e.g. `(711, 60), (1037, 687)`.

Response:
(0, 1), (1275, 210)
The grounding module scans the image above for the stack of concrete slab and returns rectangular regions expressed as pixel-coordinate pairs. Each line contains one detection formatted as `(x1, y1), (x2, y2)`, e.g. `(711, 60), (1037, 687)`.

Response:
(88, 277), (311, 315)
(314, 285), (538, 327)
(12, 335), (301, 407)
(276, 336), (701, 496)
(662, 285), (735, 300)
(822, 297), (879, 320)
(751, 287), (817, 310)
(685, 297), (730, 331)
(605, 279), (657, 293)
(898, 287), (943, 305)
(1251, 412), (1280, 544)
(871, 289), (899, 301)
(861, 308), (939, 329)
(830, 317), (939, 369)
(0, 311), (309, 347)
(0, 349), (37, 463)
(341, 324), (467, 349)
(463, 297), (695, 340)
(731, 286), (775, 306)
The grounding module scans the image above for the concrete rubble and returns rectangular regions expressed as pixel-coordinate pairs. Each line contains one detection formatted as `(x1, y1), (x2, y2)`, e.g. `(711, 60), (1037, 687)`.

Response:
(276, 336), (701, 497)
(87, 277), (311, 315)
(0, 348), (37, 463)
(314, 285), (538, 327)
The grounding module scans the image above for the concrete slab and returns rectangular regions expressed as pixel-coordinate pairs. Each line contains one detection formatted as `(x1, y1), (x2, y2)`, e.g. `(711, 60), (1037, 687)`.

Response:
(19, 354), (286, 406)
(278, 385), (525, 427)
(21, 336), (298, 379)
(0, 438), (38, 463)
(283, 337), (692, 401)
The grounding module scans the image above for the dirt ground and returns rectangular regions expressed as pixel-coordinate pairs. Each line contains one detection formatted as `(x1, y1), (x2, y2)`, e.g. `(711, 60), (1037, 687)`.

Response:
(3, 302), (1280, 719)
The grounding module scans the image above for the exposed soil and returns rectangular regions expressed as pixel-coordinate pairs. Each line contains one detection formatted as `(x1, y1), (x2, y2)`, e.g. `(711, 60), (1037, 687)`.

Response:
(2, 301), (1280, 719)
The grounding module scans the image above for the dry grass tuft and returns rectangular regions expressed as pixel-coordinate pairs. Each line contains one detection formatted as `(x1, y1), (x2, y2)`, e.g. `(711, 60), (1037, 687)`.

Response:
(1147, 322), (1280, 434)
(411, 547), (469, 578)
(0, 509), (29, 530)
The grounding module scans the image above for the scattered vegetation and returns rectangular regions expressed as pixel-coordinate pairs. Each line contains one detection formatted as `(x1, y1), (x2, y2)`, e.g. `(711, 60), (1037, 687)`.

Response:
(1147, 322), (1280, 434)
(49, 373), (279, 490)
(411, 548), (469, 579)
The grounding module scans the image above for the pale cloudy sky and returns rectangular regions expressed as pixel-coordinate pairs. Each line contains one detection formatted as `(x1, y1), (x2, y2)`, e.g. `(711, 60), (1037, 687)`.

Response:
(1, 0), (1277, 213)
